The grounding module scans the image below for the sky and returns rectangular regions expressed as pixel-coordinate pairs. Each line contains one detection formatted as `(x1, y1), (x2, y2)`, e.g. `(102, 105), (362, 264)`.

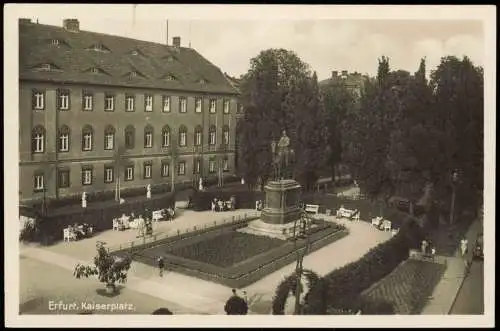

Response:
(10, 4), (487, 81)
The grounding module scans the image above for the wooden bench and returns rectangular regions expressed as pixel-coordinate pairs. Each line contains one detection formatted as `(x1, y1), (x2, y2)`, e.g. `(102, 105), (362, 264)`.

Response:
(152, 210), (164, 222)
(305, 204), (320, 215)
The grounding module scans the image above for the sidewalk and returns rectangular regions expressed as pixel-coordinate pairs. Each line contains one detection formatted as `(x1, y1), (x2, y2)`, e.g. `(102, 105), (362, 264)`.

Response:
(20, 246), (230, 314)
(421, 218), (482, 314)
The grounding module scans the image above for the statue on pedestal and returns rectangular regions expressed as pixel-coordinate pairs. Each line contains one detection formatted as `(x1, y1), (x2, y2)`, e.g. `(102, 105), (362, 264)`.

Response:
(81, 192), (87, 208)
(146, 184), (151, 199)
(198, 177), (204, 191)
(271, 130), (295, 180)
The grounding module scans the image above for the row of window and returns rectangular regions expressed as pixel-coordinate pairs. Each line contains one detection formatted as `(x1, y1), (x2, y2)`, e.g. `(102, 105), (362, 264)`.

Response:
(32, 89), (237, 113)
(33, 159), (230, 192)
(31, 124), (231, 153)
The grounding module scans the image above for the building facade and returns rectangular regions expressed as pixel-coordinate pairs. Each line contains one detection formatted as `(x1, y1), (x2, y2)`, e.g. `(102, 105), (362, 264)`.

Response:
(19, 19), (241, 202)
(319, 70), (369, 99)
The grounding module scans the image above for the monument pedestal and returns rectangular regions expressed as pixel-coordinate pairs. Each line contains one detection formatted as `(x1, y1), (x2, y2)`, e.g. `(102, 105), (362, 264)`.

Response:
(261, 180), (302, 224)
(239, 179), (304, 240)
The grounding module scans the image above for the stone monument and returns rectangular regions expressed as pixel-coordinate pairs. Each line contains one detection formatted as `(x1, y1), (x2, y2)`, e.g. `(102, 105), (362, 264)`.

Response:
(241, 130), (304, 239)
(198, 177), (204, 191)
(146, 184), (151, 199)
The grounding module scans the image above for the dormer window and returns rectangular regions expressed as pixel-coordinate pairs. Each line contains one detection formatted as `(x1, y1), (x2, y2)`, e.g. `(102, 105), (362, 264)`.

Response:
(90, 67), (99, 74)
(130, 71), (137, 78)
(165, 74), (177, 81)
(51, 39), (60, 46)
(130, 49), (144, 57)
(33, 63), (61, 72)
(88, 43), (110, 53)
(198, 78), (207, 84)
(165, 55), (176, 62)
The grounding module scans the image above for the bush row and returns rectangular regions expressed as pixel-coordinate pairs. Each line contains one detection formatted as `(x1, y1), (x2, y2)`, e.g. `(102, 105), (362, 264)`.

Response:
(304, 217), (424, 314)
(36, 194), (175, 244)
(191, 190), (265, 211)
(26, 181), (202, 213)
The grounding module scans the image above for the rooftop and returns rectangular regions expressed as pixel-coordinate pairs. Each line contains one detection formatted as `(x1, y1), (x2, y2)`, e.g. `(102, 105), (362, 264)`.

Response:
(19, 19), (239, 95)
(319, 71), (369, 88)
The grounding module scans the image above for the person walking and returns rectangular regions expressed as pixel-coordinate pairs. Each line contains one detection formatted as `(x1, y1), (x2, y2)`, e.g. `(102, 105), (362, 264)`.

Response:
(157, 256), (165, 277)
(460, 237), (469, 257)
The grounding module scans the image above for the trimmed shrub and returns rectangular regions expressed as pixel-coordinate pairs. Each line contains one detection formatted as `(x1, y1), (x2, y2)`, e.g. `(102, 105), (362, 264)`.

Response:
(304, 217), (424, 314)
(272, 269), (320, 315)
(25, 182), (193, 214)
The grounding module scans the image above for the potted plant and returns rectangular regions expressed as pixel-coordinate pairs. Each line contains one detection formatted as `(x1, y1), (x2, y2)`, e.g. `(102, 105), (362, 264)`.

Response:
(73, 242), (132, 295)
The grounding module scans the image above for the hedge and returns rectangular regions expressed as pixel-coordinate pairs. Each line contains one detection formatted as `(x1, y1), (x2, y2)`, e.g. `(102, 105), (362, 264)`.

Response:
(26, 181), (200, 213)
(191, 190), (265, 211)
(304, 217), (424, 314)
(34, 193), (175, 244)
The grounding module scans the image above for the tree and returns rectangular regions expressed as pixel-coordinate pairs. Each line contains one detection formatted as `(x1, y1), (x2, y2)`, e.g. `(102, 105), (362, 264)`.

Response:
(429, 55), (484, 213)
(238, 48), (322, 188)
(170, 131), (179, 192)
(113, 145), (127, 202)
(343, 56), (396, 200)
(73, 242), (132, 294)
(320, 75), (357, 180)
(291, 72), (325, 190)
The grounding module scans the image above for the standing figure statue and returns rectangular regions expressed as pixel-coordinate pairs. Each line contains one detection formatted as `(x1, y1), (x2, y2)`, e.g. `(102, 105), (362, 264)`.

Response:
(198, 177), (204, 191)
(81, 192), (87, 208)
(276, 130), (294, 180)
(146, 184), (151, 199)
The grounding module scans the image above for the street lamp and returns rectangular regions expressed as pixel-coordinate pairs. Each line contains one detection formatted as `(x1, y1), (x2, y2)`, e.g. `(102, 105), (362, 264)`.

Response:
(292, 208), (312, 315)
(449, 169), (459, 224)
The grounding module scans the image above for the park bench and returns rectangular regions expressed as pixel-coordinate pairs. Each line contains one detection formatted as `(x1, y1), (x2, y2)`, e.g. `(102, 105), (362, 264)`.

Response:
(305, 204), (320, 215)
(337, 207), (358, 219)
(152, 210), (164, 222)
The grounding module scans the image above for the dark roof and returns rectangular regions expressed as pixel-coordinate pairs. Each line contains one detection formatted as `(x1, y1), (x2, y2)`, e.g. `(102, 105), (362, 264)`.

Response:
(19, 21), (239, 95)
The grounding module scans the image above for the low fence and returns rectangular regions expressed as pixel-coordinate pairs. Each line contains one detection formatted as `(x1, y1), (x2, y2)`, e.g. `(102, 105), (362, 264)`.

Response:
(106, 211), (261, 254)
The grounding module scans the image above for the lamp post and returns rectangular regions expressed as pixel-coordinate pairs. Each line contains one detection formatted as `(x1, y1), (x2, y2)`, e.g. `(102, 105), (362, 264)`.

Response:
(292, 208), (311, 315)
(449, 169), (459, 224)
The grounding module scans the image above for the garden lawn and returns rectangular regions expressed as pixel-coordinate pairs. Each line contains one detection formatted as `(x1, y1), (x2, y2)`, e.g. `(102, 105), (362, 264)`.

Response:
(167, 232), (285, 268)
(361, 259), (446, 314)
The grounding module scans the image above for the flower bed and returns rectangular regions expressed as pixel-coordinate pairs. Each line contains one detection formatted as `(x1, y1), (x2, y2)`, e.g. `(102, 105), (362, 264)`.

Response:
(360, 259), (446, 314)
(119, 220), (349, 288)
(168, 232), (285, 268)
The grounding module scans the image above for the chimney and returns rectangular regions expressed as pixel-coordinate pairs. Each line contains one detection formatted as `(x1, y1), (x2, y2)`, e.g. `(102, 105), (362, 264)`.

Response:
(341, 70), (348, 77)
(63, 19), (80, 32)
(331, 71), (338, 78)
(19, 18), (32, 24)
(172, 36), (181, 47)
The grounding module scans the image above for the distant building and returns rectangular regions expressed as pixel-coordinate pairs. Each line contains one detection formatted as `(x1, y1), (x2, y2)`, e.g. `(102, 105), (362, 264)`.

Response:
(319, 70), (370, 99)
(19, 18), (241, 202)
